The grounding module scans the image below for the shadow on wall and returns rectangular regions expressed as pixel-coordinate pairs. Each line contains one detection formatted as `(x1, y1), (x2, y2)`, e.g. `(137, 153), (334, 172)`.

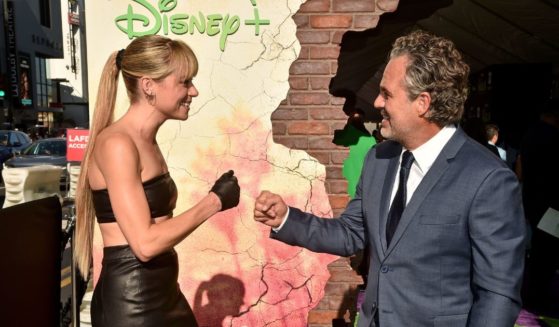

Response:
(330, 252), (370, 327)
(193, 274), (246, 326)
(329, 0), (453, 122)
(333, 288), (359, 327)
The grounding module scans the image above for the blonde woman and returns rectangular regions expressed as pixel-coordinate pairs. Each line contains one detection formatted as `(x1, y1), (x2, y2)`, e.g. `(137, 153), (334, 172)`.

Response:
(74, 35), (240, 326)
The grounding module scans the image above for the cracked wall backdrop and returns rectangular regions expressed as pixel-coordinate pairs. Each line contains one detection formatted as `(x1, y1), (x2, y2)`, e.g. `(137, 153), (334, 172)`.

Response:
(86, 1), (338, 326)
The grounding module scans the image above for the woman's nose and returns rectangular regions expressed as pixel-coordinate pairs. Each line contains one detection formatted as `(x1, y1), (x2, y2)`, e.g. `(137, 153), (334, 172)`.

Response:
(189, 84), (199, 97)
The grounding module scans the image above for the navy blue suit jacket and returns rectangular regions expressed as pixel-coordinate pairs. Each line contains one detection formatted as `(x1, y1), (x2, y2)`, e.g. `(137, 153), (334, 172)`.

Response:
(272, 128), (526, 327)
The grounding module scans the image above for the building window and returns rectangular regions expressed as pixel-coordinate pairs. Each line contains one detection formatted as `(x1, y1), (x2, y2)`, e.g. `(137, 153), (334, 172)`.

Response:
(35, 57), (52, 108)
(37, 111), (54, 130)
(39, 0), (51, 28)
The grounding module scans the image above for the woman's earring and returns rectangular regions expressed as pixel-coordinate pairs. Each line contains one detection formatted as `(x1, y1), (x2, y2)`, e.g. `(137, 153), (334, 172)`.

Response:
(149, 92), (156, 106)
(146, 90), (156, 106)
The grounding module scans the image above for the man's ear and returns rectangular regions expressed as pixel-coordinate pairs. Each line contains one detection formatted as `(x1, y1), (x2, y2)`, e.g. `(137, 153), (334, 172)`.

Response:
(416, 91), (431, 116)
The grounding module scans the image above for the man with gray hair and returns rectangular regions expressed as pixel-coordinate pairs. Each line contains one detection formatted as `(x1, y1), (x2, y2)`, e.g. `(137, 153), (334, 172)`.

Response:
(254, 30), (525, 327)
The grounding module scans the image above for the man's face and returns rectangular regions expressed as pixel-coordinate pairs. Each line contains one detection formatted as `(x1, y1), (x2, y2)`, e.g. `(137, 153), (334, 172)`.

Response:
(373, 55), (423, 145)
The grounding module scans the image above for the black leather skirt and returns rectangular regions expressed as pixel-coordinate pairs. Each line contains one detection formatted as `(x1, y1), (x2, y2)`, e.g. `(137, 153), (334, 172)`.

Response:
(91, 245), (198, 327)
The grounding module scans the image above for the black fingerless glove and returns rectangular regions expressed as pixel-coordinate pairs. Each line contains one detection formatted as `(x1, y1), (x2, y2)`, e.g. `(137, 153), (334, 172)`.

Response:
(210, 170), (240, 211)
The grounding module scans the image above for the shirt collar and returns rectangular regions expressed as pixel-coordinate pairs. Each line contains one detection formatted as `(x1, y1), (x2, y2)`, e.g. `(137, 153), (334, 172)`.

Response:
(406, 125), (457, 174)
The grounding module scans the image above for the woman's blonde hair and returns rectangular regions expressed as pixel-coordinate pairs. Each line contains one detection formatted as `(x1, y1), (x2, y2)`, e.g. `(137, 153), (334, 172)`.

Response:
(74, 35), (198, 278)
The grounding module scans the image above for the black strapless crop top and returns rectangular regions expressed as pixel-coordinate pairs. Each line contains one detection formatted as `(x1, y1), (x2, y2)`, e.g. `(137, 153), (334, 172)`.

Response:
(92, 172), (178, 223)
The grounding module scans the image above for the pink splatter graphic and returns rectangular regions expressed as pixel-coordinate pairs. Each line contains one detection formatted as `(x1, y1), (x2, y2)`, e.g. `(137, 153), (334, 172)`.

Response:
(175, 109), (338, 326)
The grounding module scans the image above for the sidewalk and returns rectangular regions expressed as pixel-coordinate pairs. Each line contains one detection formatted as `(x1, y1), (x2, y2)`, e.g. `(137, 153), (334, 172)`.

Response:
(74, 282), (557, 327)
(78, 280), (93, 327)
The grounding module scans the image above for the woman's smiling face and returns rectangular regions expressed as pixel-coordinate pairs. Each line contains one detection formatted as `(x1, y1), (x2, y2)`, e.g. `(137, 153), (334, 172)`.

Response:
(153, 73), (199, 121)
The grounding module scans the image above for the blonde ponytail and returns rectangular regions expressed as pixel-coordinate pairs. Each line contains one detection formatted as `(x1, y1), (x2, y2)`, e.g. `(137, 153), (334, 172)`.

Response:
(73, 51), (120, 278)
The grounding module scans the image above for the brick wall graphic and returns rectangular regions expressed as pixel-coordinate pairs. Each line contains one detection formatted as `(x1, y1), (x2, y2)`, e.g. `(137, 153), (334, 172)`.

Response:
(87, 0), (397, 326)
(272, 1), (401, 325)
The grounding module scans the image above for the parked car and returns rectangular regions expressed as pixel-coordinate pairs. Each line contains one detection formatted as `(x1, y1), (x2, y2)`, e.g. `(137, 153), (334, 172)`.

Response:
(0, 129), (32, 162)
(3, 138), (68, 190)
(0, 130), (33, 181)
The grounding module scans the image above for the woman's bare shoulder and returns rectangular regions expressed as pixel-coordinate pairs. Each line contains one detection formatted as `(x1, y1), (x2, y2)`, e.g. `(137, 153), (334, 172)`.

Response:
(94, 127), (140, 166)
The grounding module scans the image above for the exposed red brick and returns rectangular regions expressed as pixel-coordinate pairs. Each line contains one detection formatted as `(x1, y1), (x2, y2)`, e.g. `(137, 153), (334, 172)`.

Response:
(290, 61), (330, 75)
(308, 151), (331, 165)
(293, 14), (309, 28)
(329, 264), (355, 272)
(329, 295), (358, 312)
(296, 31), (331, 44)
(288, 121), (330, 135)
(298, 46), (310, 60)
(310, 46), (341, 59)
(331, 121), (347, 132)
(329, 270), (364, 283)
(310, 77), (331, 90)
(310, 136), (340, 150)
(272, 122), (287, 135)
(329, 257), (351, 267)
(329, 194), (350, 209)
(289, 76), (309, 90)
(314, 298), (331, 310)
(298, 0), (331, 13)
(309, 323), (331, 327)
(326, 166), (344, 179)
(331, 96), (346, 105)
(354, 14), (380, 29)
(280, 98), (288, 105)
(310, 108), (348, 120)
(324, 280), (357, 294)
(333, 0), (376, 12)
(331, 31), (346, 44)
(308, 310), (341, 324)
(331, 61), (339, 74)
(331, 151), (349, 164)
(329, 180), (349, 194)
(290, 92), (331, 105)
(328, 295), (346, 310)
(274, 136), (308, 149)
(377, 0), (399, 12)
(271, 108), (308, 120)
(310, 15), (353, 29)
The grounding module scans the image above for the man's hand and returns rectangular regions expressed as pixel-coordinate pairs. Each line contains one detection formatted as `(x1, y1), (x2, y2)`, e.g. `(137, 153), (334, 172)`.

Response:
(254, 191), (288, 228)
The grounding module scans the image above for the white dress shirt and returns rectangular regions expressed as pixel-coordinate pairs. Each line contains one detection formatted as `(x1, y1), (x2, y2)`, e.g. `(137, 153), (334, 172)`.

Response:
(390, 125), (457, 205)
(488, 141), (507, 161)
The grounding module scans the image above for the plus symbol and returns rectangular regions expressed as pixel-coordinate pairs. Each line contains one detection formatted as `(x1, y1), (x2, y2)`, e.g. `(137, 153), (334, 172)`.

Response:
(245, 8), (270, 36)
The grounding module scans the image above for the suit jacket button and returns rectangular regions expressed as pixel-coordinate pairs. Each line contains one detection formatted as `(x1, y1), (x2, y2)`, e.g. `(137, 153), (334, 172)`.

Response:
(381, 265), (389, 273)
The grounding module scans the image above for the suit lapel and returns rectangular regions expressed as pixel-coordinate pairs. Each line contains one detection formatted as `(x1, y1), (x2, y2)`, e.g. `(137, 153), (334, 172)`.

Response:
(375, 142), (402, 254)
(384, 128), (467, 257)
